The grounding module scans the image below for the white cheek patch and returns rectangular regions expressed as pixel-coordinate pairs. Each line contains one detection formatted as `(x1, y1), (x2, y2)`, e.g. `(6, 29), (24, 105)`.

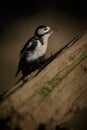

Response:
(38, 29), (44, 35)
(47, 26), (50, 31)
(38, 26), (50, 35)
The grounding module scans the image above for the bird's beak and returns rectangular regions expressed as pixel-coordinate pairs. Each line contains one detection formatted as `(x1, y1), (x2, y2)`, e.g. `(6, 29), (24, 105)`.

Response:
(47, 28), (58, 35)
(51, 28), (58, 32)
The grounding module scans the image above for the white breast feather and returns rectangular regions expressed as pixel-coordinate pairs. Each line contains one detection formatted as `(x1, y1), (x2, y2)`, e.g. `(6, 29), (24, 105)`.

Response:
(26, 35), (49, 62)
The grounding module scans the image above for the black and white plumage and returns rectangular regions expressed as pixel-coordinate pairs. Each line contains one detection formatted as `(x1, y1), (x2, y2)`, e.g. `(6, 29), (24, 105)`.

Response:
(15, 25), (53, 77)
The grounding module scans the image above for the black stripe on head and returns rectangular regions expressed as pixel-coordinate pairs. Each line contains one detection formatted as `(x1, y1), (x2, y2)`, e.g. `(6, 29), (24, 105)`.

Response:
(35, 25), (47, 35)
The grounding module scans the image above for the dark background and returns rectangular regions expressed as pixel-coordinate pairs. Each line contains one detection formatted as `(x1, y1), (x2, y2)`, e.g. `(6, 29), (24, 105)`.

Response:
(0, 0), (87, 32)
(0, 1), (87, 129)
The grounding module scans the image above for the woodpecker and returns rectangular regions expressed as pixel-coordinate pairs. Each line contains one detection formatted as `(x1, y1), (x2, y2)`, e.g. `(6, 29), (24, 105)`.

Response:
(15, 25), (53, 78)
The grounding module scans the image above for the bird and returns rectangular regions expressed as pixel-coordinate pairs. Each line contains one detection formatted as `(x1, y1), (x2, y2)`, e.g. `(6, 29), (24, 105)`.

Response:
(15, 25), (53, 78)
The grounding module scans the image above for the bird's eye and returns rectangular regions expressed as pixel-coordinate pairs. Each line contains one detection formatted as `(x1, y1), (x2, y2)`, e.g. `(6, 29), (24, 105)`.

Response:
(44, 28), (47, 31)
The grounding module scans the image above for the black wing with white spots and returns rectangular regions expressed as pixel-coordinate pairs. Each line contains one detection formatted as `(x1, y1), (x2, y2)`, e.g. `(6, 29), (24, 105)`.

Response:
(15, 36), (38, 77)
(20, 36), (38, 55)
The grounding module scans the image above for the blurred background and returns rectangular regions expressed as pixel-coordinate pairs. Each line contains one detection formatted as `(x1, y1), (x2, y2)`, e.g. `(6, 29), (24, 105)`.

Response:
(0, 0), (87, 93)
(0, 0), (87, 129)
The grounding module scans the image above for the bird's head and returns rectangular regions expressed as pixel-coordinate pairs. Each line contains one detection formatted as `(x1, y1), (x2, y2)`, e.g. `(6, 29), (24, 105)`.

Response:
(35, 25), (53, 37)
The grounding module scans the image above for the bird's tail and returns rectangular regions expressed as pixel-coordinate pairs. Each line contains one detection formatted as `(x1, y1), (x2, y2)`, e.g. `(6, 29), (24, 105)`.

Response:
(15, 69), (20, 78)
